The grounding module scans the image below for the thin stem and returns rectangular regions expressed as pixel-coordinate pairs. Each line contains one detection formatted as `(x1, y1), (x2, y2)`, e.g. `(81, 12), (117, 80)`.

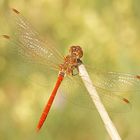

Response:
(79, 64), (121, 140)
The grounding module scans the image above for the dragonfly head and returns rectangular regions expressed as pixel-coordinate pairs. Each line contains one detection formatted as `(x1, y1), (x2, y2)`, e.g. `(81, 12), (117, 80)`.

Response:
(69, 46), (83, 59)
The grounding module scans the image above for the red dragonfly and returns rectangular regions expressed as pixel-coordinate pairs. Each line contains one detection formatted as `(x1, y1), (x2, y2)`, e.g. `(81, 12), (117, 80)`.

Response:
(2, 8), (140, 131)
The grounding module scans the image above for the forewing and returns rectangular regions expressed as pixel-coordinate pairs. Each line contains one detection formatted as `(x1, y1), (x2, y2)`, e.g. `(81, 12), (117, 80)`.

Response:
(86, 67), (140, 92)
(2, 8), (64, 86)
(9, 8), (63, 67)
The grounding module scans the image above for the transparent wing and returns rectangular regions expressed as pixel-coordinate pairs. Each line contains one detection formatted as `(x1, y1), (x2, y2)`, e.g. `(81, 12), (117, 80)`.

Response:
(96, 89), (131, 113)
(2, 8), (64, 87)
(60, 75), (95, 109)
(60, 74), (131, 112)
(86, 67), (140, 92)
(10, 8), (64, 67)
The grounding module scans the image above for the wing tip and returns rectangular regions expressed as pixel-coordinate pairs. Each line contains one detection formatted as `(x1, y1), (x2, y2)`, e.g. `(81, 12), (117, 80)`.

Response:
(123, 98), (130, 104)
(12, 8), (20, 14)
(136, 75), (140, 80)
(1, 35), (10, 39)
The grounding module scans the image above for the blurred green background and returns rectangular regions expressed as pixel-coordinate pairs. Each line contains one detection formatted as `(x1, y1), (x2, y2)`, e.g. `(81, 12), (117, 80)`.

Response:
(0, 0), (140, 140)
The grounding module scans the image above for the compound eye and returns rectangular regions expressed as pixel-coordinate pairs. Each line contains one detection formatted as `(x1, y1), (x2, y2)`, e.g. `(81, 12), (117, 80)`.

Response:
(72, 46), (76, 51)
(69, 46), (83, 58)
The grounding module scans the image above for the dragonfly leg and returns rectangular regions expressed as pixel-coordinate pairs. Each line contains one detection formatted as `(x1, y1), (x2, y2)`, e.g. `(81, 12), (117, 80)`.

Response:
(72, 66), (79, 76)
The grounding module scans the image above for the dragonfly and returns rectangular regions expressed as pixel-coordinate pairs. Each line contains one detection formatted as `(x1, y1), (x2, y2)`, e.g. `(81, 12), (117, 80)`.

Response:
(2, 8), (140, 131)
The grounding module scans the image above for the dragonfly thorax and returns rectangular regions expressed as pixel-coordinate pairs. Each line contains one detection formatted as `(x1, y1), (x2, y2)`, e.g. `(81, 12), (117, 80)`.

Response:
(59, 46), (83, 75)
